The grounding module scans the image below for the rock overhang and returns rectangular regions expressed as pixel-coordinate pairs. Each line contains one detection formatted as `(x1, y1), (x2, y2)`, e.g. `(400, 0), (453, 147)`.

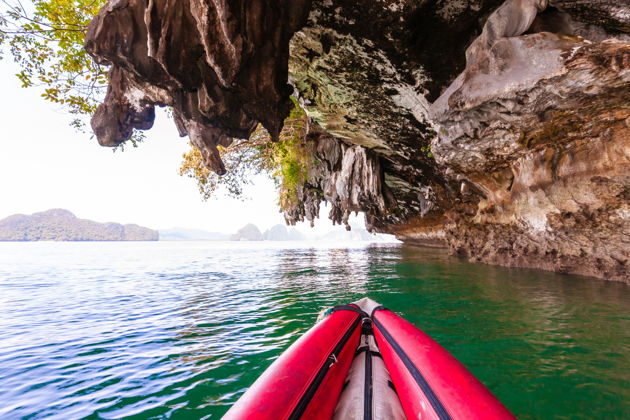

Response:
(85, 0), (630, 281)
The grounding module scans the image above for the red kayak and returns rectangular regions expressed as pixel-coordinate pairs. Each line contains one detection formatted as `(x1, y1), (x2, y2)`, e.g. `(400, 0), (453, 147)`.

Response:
(223, 298), (515, 420)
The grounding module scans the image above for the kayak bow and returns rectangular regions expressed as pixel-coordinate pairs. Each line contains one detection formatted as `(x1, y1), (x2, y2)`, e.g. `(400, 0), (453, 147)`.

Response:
(223, 298), (515, 420)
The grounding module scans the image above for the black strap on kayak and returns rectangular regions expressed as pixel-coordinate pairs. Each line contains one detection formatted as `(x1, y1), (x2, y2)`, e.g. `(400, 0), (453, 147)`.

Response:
(354, 346), (383, 359)
(372, 316), (452, 420)
(364, 339), (373, 420)
(331, 304), (369, 318)
(370, 305), (387, 318)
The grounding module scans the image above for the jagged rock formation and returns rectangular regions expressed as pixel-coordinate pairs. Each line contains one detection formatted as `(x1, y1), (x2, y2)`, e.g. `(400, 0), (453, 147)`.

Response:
(0, 209), (158, 241)
(85, 0), (311, 174)
(282, 127), (390, 229)
(86, 0), (629, 281)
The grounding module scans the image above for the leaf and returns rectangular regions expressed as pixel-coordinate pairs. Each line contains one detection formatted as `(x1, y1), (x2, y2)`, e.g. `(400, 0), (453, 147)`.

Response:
(1, 0), (107, 124)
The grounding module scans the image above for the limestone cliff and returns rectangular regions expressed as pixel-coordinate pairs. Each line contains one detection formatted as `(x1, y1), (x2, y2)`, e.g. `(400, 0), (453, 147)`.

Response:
(85, 0), (629, 282)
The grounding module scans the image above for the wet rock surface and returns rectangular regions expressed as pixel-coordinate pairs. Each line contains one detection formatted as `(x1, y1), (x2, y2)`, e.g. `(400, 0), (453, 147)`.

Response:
(87, 0), (629, 281)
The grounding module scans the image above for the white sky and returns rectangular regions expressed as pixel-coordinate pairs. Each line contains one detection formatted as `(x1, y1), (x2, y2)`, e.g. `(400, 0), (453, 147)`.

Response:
(0, 59), (363, 234)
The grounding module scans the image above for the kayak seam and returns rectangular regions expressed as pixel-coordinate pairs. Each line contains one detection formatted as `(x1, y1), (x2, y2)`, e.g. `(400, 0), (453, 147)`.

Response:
(287, 315), (361, 420)
(372, 316), (452, 420)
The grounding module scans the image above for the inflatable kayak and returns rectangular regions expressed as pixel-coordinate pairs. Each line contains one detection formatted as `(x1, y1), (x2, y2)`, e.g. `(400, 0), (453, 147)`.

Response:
(223, 298), (515, 420)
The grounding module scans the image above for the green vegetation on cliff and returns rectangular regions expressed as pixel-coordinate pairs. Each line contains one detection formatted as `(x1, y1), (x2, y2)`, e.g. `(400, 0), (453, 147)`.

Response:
(179, 98), (312, 210)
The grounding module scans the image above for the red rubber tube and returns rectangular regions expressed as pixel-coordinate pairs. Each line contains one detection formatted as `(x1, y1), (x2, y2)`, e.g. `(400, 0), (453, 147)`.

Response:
(223, 309), (362, 420)
(372, 309), (516, 420)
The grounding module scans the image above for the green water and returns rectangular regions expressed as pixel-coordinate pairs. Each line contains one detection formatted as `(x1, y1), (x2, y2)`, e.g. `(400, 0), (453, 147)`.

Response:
(0, 241), (628, 419)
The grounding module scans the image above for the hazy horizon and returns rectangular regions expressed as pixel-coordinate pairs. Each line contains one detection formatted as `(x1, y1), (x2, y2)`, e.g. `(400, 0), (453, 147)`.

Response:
(0, 205), (369, 237)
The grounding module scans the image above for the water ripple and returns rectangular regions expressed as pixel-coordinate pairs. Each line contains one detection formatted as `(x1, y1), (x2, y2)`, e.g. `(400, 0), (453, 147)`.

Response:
(0, 241), (628, 419)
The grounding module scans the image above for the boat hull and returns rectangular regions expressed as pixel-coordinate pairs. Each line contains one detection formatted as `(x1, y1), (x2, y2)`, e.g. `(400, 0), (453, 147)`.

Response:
(224, 298), (515, 419)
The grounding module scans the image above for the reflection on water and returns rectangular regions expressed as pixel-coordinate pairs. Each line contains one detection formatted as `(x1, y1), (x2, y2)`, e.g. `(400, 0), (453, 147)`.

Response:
(0, 241), (628, 419)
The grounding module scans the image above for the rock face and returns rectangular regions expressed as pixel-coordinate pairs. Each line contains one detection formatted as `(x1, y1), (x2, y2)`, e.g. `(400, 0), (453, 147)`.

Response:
(281, 127), (391, 229)
(0, 209), (159, 241)
(432, 33), (630, 281)
(85, 0), (311, 174)
(86, 0), (629, 282)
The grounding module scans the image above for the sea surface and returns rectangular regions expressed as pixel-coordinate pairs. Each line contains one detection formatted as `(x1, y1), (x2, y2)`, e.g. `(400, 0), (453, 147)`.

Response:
(0, 241), (628, 419)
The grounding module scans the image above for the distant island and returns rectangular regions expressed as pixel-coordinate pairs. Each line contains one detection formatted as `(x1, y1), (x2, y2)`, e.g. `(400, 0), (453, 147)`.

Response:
(262, 224), (306, 241)
(230, 223), (263, 241)
(0, 212), (389, 243)
(229, 223), (392, 242)
(159, 223), (395, 242)
(159, 227), (229, 241)
(229, 223), (306, 241)
(0, 209), (158, 241)
(160, 224), (303, 241)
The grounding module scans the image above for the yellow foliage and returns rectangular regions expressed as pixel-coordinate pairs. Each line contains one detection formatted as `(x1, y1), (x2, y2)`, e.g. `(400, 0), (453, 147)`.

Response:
(179, 99), (312, 210)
